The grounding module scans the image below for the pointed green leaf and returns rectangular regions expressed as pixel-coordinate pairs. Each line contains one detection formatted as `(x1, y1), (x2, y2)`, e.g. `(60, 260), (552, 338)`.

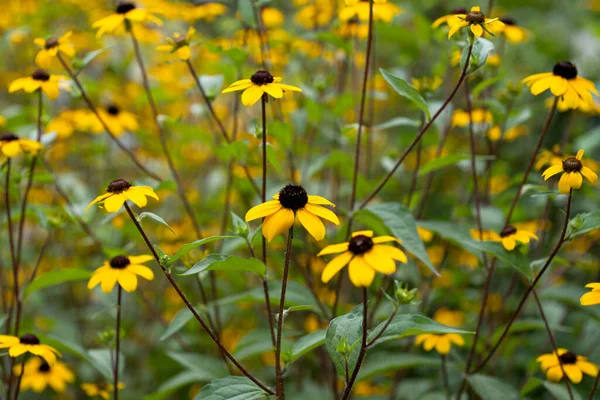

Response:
(380, 68), (431, 120)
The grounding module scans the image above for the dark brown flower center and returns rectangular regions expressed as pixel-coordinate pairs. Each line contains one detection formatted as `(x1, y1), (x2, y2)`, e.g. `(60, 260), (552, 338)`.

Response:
(110, 255), (131, 269)
(466, 11), (485, 24)
(0, 132), (19, 142)
(250, 70), (274, 86)
(553, 61), (578, 80)
(107, 179), (131, 193)
(348, 235), (374, 255)
(19, 334), (40, 345)
(562, 157), (583, 173)
(451, 7), (467, 14)
(559, 352), (577, 365)
(278, 184), (308, 210)
(500, 226), (517, 238)
(45, 36), (59, 49)
(32, 69), (50, 81)
(116, 2), (136, 14)
(107, 105), (120, 115)
(499, 16), (515, 25)
(38, 362), (51, 372)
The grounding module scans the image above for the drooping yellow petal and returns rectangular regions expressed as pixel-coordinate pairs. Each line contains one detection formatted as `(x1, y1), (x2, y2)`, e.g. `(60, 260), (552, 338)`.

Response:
(321, 251), (353, 283)
(297, 208), (326, 241)
(470, 24), (483, 37)
(542, 164), (563, 180)
(245, 200), (282, 221)
(128, 264), (155, 281)
(581, 167), (598, 185)
(550, 77), (568, 96)
(241, 85), (265, 107)
(262, 208), (295, 242)
(363, 247), (396, 274)
(100, 270), (119, 293)
(348, 256), (375, 287)
(373, 244), (407, 263)
(117, 270), (138, 292)
(568, 171), (583, 189)
(557, 173), (570, 194)
(123, 189), (148, 208)
(128, 255), (153, 264)
(372, 235), (402, 244)
(85, 193), (112, 212)
(262, 84), (283, 99)
(103, 193), (126, 213)
(563, 364), (583, 384)
(304, 203), (339, 225)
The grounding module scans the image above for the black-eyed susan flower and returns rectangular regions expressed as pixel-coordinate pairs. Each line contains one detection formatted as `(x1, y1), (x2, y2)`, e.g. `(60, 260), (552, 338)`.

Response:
(15, 358), (74, 393)
(339, 0), (402, 23)
(432, 7), (467, 28)
(221, 70), (302, 107)
(0, 132), (43, 158)
(318, 230), (407, 287)
(93, 1), (162, 38)
(8, 69), (69, 100)
(542, 149), (598, 194)
(581, 283), (600, 306)
(85, 179), (159, 213)
(0, 334), (61, 365)
(156, 27), (195, 61)
(81, 382), (125, 399)
(537, 349), (598, 383)
(447, 6), (504, 39)
(245, 184), (338, 242)
(33, 32), (75, 68)
(88, 255), (154, 293)
(522, 62), (599, 110)
(88, 105), (139, 136)
(471, 224), (538, 251)
(415, 308), (465, 354)
(491, 17), (530, 43)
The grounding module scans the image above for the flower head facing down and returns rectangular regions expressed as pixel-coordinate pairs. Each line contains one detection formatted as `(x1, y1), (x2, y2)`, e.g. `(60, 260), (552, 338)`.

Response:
(0, 334), (61, 365)
(447, 6), (504, 39)
(85, 179), (159, 213)
(89, 104), (139, 136)
(471, 224), (538, 251)
(542, 149), (598, 194)
(522, 62), (599, 110)
(431, 7), (467, 28)
(493, 17), (529, 43)
(156, 27), (196, 61)
(33, 31), (75, 68)
(415, 309), (465, 354)
(93, 1), (163, 38)
(8, 69), (69, 100)
(15, 358), (74, 393)
(221, 70), (302, 107)
(580, 283), (600, 306)
(88, 255), (155, 293)
(245, 184), (339, 242)
(318, 230), (407, 287)
(0, 132), (43, 158)
(82, 382), (125, 399)
(537, 349), (598, 383)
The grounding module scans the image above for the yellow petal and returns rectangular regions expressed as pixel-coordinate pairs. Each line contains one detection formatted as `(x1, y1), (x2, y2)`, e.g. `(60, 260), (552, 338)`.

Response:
(304, 203), (339, 225)
(352, 230), (373, 237)
(117, 270), (138, 292)
(317, 242), (350, 256)
(321, 251), (353, 283)
(348, 256), (375, 287)
(100, 270), (118, 293)
(470, 24), (483, 37)
(558, 173), (570, 194)
(241, 85), (265, 107)
(373, 244), (407, 263)
(297, 208), (326, 241)
(103, 194), (126, 213)
(262, 208), (294, 242)
(127, 264), (155, 281)
(363, 247), (396, 274)
(542, 164), (563, 180)
(307, 195), (335, 206)
(128, 255), (153, 264)
(245, 200), (282, 221)
(262, 84), (283, 99)
(581, 167), (598, 185)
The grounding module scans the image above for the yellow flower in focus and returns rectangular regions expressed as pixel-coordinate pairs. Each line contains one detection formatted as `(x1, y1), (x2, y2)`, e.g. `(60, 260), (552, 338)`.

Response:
(318, 230), (407, 287)
(0, 334), (61, 365)
(542, 149), (598, 194)
(447, 6), (504, 39)
(580, 283), (600, 306)
(33, 32), (75, 68)
(222, 70), (302, 107)
(0, 133), (43, 158)
(93, 1), (162, 38)
(156, 27), (196, 61)
(471, 225), (538, 251)
(88, 255), (155, 293)
(537, 349), (598, 383)
(340, 0), (402, 23)
(522, 62), (598, 110)
(15, 358), (74, 393)
(88, 105), (139, 136)
(86, 179), (159, 213)
(9, 69), (69, 100)
(245, 184), (339, 241)
(81, 382), (125, 399)
(415, 308), (465, 354)
(451, 108), (493, 127)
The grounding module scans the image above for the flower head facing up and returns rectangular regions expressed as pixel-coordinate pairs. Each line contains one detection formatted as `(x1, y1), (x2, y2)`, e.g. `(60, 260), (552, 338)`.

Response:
(415, 309), (465, 354)
(85, 179), (159, 213)
(542, 149), (598, 194)
(88, 255), (155, 293)
(15, 358), (74, 393)
(0, 334), (61, 365)
(318, 230), (407, 287)
(245, 184), (338, 242)
(8, 70), (69, 100)
(522, 62), (599, 110)
(537, 349), (598, 383)
(156, 27), (196, 61)
(580, 283), (600, 306)
(0, 132), (43, 158)
(447, 6), (504, 39)
(221, 71), (302, 107)
(33, 31), (75, 68)
(93, 1), (163, 38)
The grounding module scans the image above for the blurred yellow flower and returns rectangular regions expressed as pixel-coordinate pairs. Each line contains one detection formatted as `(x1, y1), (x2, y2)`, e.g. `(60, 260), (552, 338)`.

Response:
(33, 31), (75, 68)
(451, 108), (493, 127)
(340, 0), (402, 23)
(487, 125), (527, 142)
(81, 382), (125, 399)
(415, 308), (465, 354)
(0, 334), (61, 365)
(15, 358), (74, 393)
(472, 225), (538, 251)
(580, 283), (600, 306)
(93, 1), (162, 38)
(156, 27), (196, 61)
(9, 69), (69, 100)
(0, 132), (43, 158)
(537, 349), (598, 383)
(88, 105), (139, 136)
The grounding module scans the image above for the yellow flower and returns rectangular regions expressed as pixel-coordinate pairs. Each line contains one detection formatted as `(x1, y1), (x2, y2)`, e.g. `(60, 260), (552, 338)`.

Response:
(522, 62), (599, 110)
(261, 7), (285, 28)
(88, 105), (139, 136)
(33, 31), (75, 68)
(93, 1), (163, 38)
(294, 0), (334, 30)
(447, 6), (504, 39)
(432, 7), (467, 28)
(245, 184), (339, 242)
(88, 255), (155, 293)
(411, 76), (443, 94)
(580, 283), (600, 306)
(86, 179), (159, 213)
(490, 17), (530, 43)
(0, 132), (43, 158)
(417, 226), (434, 243)
(8, 69), (69, 100)
(156, 27), (196, 61)
(221, 70), (302, 107)
(81, 382), (125, 399)
(318, 230), (407, 287)
(0, 334), (61, 365)
(339, 0), (402, 23)
(542, 149), (598, 194)
(451, 108), (493, 127)
(15, 358), (74, 393)
(415, 308), (465, 354)
(487, 125), (527, 142)
(537, 349), (598, 383)
(472, 225), (538, 251)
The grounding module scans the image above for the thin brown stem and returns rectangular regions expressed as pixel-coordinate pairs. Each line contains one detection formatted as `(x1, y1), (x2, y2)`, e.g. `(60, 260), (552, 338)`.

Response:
(114, 286), (122, 400)
(275, 227), (294, 399)
(340, 287), (368, 400)
(590, 373), (600, 400)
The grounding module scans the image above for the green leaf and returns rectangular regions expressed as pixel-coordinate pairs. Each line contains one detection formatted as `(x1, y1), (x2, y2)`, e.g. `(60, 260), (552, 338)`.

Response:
(166, 236), (236, 267)
(181, 254), (266, 278)
(461, 37), (495, 73)
(467, 374), (520, 400)
(138, 212), (175, 234)
(566, 209), (600, 239)
(472, 74), (505, 98)
(77, 47), (111, 71)
(167, 352), (228, 378)
(325, 304), (365, 378)
(289, 330), (326, 363)
(418, 154), (494, 176)
(223, 48), (249, 68)
(237, 0), (256, 28)
(542, 381), (583, 400)
(232, 330), (273, 361)
(144, 370), (209, 400)
(357, 353), (442, 380)
(88, 349), (124, 381)
(193, 376), (269, 400)
(161, 308), (195, 341)
(24, 269), (91, 298)
(355, 202), (437, 275)
(380, 68), (431, 120)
